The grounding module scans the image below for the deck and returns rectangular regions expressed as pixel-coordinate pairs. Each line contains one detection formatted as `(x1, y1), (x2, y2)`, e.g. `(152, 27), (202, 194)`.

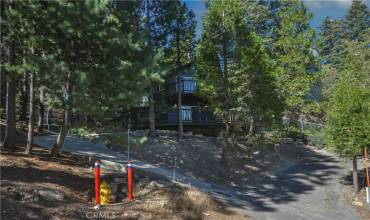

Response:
(132, 106), (223, 129)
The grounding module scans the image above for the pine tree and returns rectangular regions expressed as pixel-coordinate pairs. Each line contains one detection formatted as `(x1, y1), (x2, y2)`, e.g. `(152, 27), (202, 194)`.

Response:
(325, 36), (370, 194)
(270, 0), (318, 114)
(1, 1), (17, 149)
(141, 0), (195, 138)
(196, 0), (241, 163)
(47, 0), (155, 156)
(1, 0), (162, 155)
(19, 71), (28, 122)
(24, 67), (34, 154)
(170, 2), (196, 139)
(141, 0), (175, 136)
(233, 31), (284, 137)
(319, 17), (346, 66)
(36, 87), (45, 132)
(196, 0), (283, 162)
(1, 0), (39, 150)
(346, 0), (369, 41)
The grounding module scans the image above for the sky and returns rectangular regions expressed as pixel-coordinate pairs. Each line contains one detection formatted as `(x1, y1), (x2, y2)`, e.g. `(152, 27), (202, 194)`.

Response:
(182, 0), (370, 37)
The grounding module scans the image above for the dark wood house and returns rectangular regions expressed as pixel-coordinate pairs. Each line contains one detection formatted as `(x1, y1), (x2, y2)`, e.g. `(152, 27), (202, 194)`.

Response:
(130, 66), (222, 135)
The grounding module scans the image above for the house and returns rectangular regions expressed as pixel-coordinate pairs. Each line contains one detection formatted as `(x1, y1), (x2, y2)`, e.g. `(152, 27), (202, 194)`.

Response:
(130, 65), (222, 135)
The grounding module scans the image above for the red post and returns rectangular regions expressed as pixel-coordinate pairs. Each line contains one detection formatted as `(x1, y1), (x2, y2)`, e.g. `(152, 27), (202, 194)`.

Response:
(127, 161), (134, 201)
(365, 148), (369, 187)
(95, 160), (101, 205)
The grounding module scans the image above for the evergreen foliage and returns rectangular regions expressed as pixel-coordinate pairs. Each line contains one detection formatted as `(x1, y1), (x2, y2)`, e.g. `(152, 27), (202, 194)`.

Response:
(196, 0), (284, 160)
(345, 0), (370, 41)
(319, 18), (346, 66)
(270, 0), (318, 111)
(320, 1), (370, 193)
(325, 33), (370, 158)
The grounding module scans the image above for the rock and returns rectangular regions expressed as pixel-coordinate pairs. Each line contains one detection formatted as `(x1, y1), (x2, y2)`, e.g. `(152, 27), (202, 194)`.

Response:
(203, 212), (211, 216)
(149, 180), (171, 188)
(38, 189), (64, 201)
(352, 201), (363, 207)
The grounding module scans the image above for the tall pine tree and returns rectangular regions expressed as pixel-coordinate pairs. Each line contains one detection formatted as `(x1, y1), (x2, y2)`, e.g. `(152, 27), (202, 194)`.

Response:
(325, 36), (370, 194)
(196, 0), (282, 163)
(270, 0), (318, 115)
(346, 0), (369, 41)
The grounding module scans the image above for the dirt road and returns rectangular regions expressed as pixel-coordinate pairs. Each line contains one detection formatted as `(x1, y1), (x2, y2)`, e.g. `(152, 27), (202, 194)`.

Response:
(221, 147), (361, 220)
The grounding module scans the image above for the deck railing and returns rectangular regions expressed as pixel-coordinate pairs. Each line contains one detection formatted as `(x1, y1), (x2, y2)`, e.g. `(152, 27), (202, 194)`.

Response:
(168, 78), (197, 96)
(158, 106), (220, 125)
(133, 106), (221, 128)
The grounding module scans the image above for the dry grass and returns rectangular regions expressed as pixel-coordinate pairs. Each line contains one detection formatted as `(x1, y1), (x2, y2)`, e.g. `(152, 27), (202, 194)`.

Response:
(344, 185), (370, 220)
(116, 185), (251, 219)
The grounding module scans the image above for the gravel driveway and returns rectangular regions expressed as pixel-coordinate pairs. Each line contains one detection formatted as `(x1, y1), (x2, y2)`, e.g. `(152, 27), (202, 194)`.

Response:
(229, 147), (362, 220)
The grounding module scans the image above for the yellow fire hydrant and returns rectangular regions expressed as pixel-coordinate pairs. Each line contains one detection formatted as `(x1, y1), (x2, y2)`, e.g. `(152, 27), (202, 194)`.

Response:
(100, 181), (111, 205)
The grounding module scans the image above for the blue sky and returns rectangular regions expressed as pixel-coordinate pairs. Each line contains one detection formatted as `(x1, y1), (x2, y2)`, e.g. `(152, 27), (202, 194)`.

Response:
(182, 0), (370, 36)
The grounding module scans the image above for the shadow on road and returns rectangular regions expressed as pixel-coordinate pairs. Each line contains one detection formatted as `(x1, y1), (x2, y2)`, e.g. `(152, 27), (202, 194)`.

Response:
(214, 143), (342, 213)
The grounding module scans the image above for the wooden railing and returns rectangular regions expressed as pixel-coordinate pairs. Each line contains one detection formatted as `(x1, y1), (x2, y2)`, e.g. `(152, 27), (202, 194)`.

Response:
(158, 106), (220, 125)
(133, 106), (222, 128)
(168, 78), (197, 96)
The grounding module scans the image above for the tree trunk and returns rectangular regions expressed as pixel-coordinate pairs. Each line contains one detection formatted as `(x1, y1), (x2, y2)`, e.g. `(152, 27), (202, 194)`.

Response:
(175, 9), (183, 140)
(50, 67), (72, 157)
(50, 109), (69, 157)
(177, 76), (183, 140)
(37, 87), (44, 132)
(221, 120), (231, 163)
(353, 156), (360, 194)
(146, 0), (156, 136)
(19, 72), (28, 121)
(25, 72), (34, 154)
(220, 33), (231, 164)
(4, 41), (16, 150)
(0, 69), (6, 143)
(249, 116), (254, 137)
(148, 82), (156, 136)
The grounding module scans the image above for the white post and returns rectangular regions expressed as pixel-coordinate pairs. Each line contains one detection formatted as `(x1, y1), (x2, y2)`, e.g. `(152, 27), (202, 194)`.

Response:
(127, 128), (130, 161)
(366, 187), (370, 204)
(173, 156), (176, 181)
(46, 108), (50, 131)
(300, 114), (304, 136)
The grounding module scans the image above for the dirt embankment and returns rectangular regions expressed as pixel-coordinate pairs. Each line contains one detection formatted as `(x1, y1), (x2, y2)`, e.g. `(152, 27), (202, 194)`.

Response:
(108, 130), (306, 189)
(1, 144), (250, 220)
